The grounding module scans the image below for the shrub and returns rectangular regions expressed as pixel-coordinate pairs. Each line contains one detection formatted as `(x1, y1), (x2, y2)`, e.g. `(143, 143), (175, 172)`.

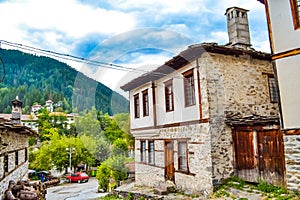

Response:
(96, 155), (129, 192)
(96, 164), (110, 192)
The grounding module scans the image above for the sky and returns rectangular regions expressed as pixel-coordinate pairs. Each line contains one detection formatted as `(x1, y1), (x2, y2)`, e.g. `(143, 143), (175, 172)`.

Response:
(0, 0), (268, 98)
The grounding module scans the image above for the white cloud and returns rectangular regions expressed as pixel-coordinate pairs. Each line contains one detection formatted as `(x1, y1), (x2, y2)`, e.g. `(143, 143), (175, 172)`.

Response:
(0, 0), (136, 53)
(0, 0), (270, 92)
(109, 0), (205, 14)
(96, 53), (172, 97)
(210, 31), (229, 45)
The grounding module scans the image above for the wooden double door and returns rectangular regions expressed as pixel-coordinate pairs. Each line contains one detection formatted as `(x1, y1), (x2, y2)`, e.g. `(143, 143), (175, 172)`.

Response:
(233, 127), (285, 186)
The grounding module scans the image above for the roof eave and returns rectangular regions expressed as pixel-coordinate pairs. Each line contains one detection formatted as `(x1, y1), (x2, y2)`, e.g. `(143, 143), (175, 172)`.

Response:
(257, 0), (265, 4)
(120, 43), (271, 91)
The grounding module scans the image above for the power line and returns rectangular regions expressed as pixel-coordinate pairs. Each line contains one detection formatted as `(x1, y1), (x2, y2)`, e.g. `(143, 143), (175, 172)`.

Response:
(0, 40), (199, 83)
(0, 40), (169, 76)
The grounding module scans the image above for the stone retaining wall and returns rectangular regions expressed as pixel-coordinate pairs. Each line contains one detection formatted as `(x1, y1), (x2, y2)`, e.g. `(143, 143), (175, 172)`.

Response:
(283, 135), (300, 191)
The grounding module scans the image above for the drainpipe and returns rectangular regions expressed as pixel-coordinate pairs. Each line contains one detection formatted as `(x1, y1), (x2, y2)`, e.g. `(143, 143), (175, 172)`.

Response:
(151, 81), (157, 129)
(196, 58), (203, 121)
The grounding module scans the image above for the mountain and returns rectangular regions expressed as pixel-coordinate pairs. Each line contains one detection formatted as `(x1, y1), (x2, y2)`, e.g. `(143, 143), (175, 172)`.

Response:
(0, 49), (129, 114)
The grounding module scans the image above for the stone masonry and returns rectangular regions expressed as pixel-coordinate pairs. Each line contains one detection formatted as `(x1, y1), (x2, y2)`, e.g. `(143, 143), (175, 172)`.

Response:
(284, 135), (300, 191)
(135, 123), (213, 195)
(203, 52), (277, 184)
(0, 121), (36, 199)
(133, 48), (276, 196)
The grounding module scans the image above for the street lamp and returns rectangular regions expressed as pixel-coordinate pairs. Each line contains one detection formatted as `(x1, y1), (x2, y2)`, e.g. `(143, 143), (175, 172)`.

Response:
(66, 148), (75, 173)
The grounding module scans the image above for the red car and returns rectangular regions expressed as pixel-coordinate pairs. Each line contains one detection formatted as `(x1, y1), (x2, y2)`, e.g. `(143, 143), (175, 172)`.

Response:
(66, 172), (89, 183)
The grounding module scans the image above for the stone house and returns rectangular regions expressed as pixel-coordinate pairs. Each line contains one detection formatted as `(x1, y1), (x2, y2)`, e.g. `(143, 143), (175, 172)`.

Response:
(257, 0), (300, 191)
(0, 98), (37, 199)
(121, 7), (284, 196)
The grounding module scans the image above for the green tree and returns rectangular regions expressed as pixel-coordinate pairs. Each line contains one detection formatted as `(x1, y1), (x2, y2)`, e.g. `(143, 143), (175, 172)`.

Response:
(94, 137), (111, 163)
(112, 138), (128, 156)
(29, 132), (95, 172)
(114, 113), (134, 148)
(96, 155), (129, 192)
(75, 107), (101, 138)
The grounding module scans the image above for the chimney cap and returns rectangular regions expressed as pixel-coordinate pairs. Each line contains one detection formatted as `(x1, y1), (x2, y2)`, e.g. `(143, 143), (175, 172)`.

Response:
(12, 97), (22, 105)
(225, 7), (249, 15)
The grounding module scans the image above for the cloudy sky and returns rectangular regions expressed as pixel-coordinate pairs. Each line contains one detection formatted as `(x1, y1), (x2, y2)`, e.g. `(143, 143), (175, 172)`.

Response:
(0, 0), (268, 96)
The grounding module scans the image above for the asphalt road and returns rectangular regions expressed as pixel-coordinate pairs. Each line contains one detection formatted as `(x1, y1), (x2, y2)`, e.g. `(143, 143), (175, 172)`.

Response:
(46, 177), (108, 200)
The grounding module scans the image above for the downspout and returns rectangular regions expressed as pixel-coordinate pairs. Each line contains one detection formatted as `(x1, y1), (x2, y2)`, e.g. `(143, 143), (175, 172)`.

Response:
(196, 58), (203, 121)
(151, 81), (157, 129)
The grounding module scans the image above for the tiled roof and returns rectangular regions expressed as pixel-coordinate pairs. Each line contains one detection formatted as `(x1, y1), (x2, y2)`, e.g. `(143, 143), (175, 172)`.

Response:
(0, 114), (37, 121)
(225, 114), (279, 126)
(120, 43), (271, 91)
(0, 117), (38, 136)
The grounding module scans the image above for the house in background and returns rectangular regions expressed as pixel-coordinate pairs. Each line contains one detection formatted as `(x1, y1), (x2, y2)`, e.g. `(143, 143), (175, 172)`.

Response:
(121, 7), (284, 196)
(0, 113), (38, 133)
(0, 97), (37, 199)
(0, 100), (76, 134)
(49, 112), (75, 129)
(258, 0), (300, 191)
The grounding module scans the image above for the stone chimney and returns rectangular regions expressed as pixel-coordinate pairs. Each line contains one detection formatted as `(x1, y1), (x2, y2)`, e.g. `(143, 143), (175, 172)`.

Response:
(11, 96), (22, 125)
(225, 7), (251, 48)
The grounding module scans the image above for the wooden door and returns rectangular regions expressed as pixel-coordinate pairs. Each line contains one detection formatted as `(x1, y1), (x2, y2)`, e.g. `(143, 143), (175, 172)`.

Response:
(233, 129), (259, 182)
(164, 141), (174, 181)
(233, 128), (285, 186)
(257, 129), (285, 186)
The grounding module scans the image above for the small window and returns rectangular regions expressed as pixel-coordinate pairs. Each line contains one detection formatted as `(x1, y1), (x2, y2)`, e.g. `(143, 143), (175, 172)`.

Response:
(141, 141), (146, 163)
(15, 151), (18, 166)
(183, 69), (196, 107)
(142, 90), (149, 117)
(148, 141), (155, 164)
(164, 80), (174, 112)
(25, 148), (28, 161)
(134, 94), (140, 118)
(290, 0), (300, 29)
(268, 76), (279, 103)
(4, 154), (8, 173)
(178, 141), (188, 171)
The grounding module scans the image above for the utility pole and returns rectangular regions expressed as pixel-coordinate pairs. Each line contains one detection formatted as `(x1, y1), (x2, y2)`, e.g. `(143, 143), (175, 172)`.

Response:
(66, 148), (75, 173)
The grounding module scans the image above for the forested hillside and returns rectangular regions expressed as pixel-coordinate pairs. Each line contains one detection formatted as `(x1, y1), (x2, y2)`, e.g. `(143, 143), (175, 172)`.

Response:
(0, 49), (128, 114)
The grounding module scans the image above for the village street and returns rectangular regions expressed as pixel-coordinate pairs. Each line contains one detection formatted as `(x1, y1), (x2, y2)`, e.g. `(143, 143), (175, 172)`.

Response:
(46, 177), (107, 200)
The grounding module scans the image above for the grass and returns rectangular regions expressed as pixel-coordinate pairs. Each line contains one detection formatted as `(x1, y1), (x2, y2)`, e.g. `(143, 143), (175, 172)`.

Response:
(213, 177), (300, 200)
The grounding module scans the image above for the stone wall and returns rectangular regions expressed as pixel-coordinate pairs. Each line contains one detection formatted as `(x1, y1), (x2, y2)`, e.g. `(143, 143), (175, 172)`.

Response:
(0, 128), (29, 200)
(201, 52), (277, 184)
(0, 129), (28, 154)
(135, 123), (214, 195)
(283, 135), (300, 191)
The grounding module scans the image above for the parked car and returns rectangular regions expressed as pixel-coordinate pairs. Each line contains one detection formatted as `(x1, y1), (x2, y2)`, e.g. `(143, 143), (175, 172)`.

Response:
(66, 172), (89, 183)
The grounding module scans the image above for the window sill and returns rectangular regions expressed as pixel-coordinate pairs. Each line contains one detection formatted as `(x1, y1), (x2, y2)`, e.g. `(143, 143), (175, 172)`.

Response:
(176, 170), (196, 176)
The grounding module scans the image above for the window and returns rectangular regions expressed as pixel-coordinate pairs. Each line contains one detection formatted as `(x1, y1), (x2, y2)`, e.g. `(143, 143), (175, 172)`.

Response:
(148, 141), (155, 164)
(268, 76), (279, 103)
(15, 151), (18, 166)
(25, 148), (28, 161)
(183, 69), (196, 107)
(142, 90), (149, 117)
(134, 94), (140, 118)
(141, 141), (146, 163)
(4, 154), (8, 173)
(164, 80), (174, 112)
(290, 0), (300, 29)
(178, 141), (188, 171)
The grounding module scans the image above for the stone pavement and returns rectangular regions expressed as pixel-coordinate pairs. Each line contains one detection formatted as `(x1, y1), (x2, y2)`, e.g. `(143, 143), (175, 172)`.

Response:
(113, 181), (268, 200)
